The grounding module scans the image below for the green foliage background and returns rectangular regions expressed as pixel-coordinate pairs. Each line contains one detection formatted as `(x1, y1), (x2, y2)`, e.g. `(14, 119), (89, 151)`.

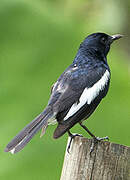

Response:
(0, 0), (130, 179)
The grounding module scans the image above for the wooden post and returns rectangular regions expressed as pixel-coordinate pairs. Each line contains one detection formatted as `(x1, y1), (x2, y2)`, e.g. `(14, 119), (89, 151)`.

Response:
(60, 136), (130, 180)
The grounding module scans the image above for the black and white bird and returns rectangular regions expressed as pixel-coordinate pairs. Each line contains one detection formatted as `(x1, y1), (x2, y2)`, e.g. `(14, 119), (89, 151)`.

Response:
(4, 32), (122, 154)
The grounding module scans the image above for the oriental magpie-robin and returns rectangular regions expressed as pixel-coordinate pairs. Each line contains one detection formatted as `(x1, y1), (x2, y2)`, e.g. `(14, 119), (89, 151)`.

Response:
(5, 32), (122, 154)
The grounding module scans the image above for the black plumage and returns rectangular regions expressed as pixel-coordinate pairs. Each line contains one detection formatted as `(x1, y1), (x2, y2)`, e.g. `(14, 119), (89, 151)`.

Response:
(4, 32), (122, 154)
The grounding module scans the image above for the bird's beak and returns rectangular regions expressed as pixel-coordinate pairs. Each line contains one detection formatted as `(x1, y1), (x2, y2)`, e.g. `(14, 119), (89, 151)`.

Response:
(110, 34), (123, 43)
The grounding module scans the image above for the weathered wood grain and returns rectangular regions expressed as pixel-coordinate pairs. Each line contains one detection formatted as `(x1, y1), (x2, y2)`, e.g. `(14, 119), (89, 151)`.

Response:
(60, 137), (130, 180)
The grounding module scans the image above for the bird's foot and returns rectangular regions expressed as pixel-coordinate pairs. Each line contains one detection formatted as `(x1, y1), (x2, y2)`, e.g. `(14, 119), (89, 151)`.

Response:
(67, 132), (83, 153)
(95, 136), (109, 141)
(90, 136), (109, 155)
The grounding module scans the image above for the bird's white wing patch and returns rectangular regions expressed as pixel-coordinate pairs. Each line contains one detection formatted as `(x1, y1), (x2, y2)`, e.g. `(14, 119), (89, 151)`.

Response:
(64, 70), (110, 120)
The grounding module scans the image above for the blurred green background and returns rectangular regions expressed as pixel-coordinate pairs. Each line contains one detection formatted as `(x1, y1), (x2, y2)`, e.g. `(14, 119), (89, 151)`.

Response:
(0, 0), (130, 179)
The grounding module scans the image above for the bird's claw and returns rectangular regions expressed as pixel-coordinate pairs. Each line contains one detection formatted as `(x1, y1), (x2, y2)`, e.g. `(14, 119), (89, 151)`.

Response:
(67, 133), (83, 153)
(95, 136), (109, 141)
(90, 136), (109, 155)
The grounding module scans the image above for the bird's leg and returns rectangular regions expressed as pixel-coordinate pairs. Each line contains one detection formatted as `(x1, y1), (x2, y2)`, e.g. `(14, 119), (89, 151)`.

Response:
(79, 122), (109, 153)
(79, 122), (109, 140)
(79, 122), (97, 138)
(67, 130), (82, 153)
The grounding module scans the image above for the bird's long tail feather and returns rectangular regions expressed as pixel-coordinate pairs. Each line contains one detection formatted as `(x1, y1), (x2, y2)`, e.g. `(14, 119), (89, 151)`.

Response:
(4, 106), (53, 154)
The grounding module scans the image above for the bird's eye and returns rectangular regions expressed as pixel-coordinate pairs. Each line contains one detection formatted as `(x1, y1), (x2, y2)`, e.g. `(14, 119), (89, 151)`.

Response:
(101, 37), (106, 44)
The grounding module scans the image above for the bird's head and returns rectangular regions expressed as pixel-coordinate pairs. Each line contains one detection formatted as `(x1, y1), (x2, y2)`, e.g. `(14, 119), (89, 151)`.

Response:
(81, 32), (123, 57)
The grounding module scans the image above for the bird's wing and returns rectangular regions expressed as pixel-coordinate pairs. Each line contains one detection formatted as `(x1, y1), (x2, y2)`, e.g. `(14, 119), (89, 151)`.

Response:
(51, 64), (110, 139)
(48, 64), (110, 120)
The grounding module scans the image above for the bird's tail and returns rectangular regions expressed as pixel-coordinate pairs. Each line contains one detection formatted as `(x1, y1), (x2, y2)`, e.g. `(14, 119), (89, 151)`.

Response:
(4, 106), (53, 154)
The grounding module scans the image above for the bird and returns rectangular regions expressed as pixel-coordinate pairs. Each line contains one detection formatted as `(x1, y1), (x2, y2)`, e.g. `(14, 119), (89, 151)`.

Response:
(4, 32), (123, 154)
